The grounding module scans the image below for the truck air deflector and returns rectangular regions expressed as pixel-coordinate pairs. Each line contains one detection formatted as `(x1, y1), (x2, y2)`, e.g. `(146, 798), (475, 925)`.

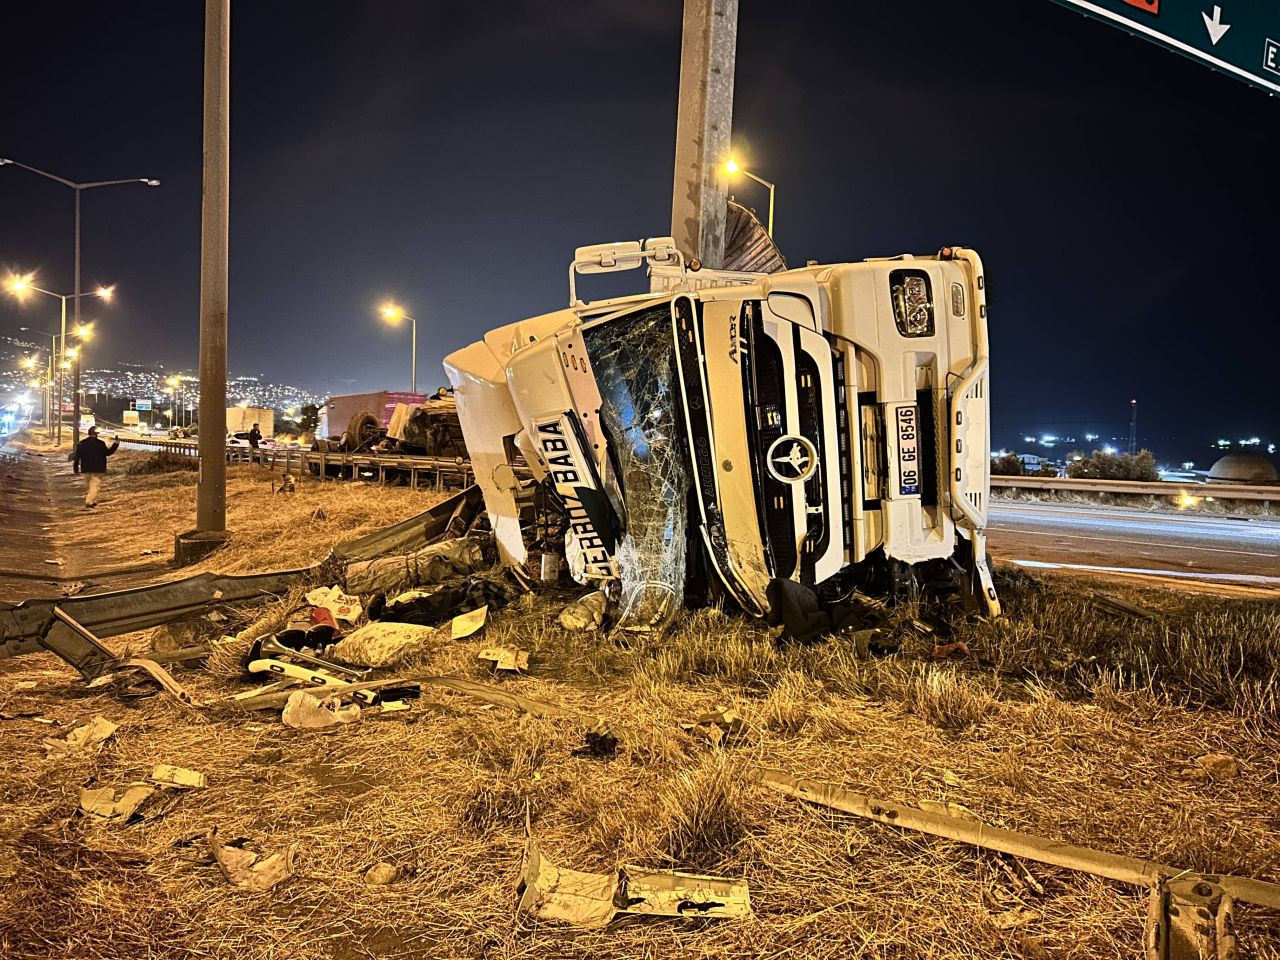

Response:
(670, 294), (766, 615)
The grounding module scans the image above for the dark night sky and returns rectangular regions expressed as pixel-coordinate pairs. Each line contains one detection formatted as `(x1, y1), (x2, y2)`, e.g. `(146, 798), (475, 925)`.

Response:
(2, 1), (1277, 464)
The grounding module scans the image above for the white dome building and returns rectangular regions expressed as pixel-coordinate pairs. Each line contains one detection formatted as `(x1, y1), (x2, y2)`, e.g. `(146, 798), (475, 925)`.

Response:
(1208, 452), (1279, 484)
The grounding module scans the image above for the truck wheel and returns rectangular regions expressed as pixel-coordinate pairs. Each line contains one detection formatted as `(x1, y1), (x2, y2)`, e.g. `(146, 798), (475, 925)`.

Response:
(343, 411), (381, 453)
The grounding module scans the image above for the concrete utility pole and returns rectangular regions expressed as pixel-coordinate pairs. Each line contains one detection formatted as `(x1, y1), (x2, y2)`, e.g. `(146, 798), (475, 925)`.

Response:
(670, 0), (738, 270)
(1128, 399), (1138, 456)
(182, 0), (231, 558)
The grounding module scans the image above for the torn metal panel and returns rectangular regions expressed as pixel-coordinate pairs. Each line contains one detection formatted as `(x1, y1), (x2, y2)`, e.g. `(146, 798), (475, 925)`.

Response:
(621, 865), (752, 921)
(516, 840), (752, 927)
(516, 842), (618, 928)
(477, 645), (528, 673)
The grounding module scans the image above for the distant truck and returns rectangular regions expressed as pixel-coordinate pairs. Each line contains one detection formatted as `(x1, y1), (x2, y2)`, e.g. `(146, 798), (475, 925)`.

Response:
(226, 406), (274, 439)
(446, 236), (999, 627)
(321, 391), (427, 439)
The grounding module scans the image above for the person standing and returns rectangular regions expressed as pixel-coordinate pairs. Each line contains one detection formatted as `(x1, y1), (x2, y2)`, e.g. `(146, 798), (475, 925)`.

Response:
(73, 426), (120, 508)
(248, 422), (262, 464)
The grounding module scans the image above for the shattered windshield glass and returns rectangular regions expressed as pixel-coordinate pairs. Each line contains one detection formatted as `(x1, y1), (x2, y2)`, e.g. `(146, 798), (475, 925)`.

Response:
(581, 303), (689, 631)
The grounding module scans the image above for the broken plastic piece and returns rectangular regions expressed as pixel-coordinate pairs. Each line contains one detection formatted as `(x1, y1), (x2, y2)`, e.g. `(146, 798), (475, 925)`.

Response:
(281, 690), (361, 729)
(44, 716), (118, 758)
(451, 605), (488, 640)
(79, 783), (156, 822)
(477, 645), (528, 673)
(208, 830), (296, 892)
(681, 705), (746, 747)
(150, 764), (207, 789)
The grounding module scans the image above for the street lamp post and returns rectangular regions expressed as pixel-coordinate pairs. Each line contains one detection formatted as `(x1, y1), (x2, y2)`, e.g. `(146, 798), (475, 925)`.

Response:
(18, 328), (57, 437)
(0, 157), (159, 447)
(379, 304), (418, 394)
(7, 276), (112, 444)
(723, 159), (776, 238)
(18, 350), (52, 438)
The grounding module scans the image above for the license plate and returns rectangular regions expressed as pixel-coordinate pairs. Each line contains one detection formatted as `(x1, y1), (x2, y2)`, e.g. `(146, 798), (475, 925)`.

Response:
(895, 404), (921, 496)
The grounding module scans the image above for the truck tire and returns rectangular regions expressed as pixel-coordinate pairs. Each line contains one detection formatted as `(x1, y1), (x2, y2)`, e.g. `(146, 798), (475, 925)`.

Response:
(343, 411), (381, 453)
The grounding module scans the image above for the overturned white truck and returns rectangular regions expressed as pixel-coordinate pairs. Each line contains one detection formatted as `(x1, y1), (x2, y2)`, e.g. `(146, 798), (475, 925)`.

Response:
(445, 237), (999, 631)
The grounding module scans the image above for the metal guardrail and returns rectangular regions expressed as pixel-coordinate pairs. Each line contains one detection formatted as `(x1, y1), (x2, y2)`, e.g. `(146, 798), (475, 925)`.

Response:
(0, 485), (484, 657)
(122, 435), (1278, 503)
(119, 436), (474, 491)
(991, 475), (1279, 502)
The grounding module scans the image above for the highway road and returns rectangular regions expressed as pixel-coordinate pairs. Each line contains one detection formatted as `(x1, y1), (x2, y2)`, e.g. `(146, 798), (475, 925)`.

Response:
(987, 500), (1280, 587)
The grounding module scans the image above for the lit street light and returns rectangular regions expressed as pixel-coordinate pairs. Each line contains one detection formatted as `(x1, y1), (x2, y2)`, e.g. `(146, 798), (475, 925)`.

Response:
(723, 157), (776, 238)
(6, 275), (112, 444)
(379, 303), (419, 395)
(1, 157), (158, 447)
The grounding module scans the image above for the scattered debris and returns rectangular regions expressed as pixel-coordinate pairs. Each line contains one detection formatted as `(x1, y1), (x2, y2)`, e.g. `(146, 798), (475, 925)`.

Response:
(208, 830), (296, 892)
(516, 840), (752, 927)
(150, 764), (207, 789)
(330, 621), (445, 668)
(681, 705), (746, 747)
(280, 690), (361, 729)
(932, 640), (971, 659)
(344, 537), (487, 595)
(846, 627), (897, 658)
(140, 549), (162, 556)
(1092, 593), (1159, 621)
(765, 579), (883, 644)
(304, 585), (363, 623)
(364, 862), (399, 885)
(450, 604), (488, 640)
(477, 645), (529, 673)
(251, 634), (367, 679)
(79, 783), (156, 822)
(44, 716), (118, 758)
(380, 700), (410, 713)
(571, 719), (619, 759)
(44, 558), (64, 566)
(558, 591), (608, 631)
(368, 579), (517, 628)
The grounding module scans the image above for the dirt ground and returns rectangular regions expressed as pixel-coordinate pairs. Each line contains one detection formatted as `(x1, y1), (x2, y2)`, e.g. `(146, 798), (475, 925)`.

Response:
(2, 447), (1278, 960)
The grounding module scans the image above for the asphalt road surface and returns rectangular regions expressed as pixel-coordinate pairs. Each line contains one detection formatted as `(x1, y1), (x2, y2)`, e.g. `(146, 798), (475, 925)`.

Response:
(987, 501), (1280, 586)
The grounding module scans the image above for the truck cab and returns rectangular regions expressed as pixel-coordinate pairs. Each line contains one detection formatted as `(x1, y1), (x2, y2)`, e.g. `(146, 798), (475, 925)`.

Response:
(445, 237), (999, 629)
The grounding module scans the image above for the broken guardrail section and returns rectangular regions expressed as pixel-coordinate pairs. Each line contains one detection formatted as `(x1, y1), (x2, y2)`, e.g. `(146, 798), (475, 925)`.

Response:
(752, 767), (1280, 960)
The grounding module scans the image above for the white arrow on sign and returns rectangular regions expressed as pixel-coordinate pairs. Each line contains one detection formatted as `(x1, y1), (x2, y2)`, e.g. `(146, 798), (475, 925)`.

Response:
(1202, 5), (1231, 46)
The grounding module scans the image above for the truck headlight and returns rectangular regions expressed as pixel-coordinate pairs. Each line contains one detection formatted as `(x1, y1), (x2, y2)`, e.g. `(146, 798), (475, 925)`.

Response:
(890, 270), (934, 338)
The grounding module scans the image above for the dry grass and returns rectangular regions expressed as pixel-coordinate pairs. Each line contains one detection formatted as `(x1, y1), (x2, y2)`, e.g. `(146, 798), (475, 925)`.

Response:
(58, 458), (447, 576)
(124, 450), (199, 475)
(2, 472), (1279, 959)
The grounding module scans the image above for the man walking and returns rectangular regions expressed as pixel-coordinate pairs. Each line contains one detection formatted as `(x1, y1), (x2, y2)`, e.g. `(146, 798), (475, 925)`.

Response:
(73, 426), (120, 508)
(248, 422), (262, 464)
